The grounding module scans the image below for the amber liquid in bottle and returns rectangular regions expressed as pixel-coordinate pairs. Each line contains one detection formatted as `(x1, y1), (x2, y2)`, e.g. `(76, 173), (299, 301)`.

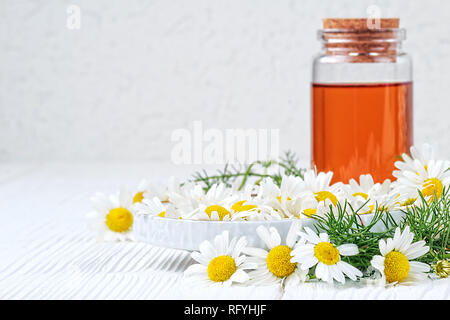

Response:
(311, 82), (413, 183)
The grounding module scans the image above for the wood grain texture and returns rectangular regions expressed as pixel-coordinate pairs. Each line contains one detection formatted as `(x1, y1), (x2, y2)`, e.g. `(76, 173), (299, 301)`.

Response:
(0, 164), (448, 299)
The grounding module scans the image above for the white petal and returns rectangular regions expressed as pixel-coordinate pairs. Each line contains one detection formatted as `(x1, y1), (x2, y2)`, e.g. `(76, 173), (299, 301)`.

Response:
(294, 267), (309, 282)
(234, 255), (246, 267)
(214, 231), (228, 255)
(184, 264), (207, 276)
(379, 239), (387, 256)
(319, 232), (329, 243)
(286, 220), (300, 248)
(409, 261), (430, 273)
(269, 227), (282, 248)
(370, 255), (385, 273)
(230, 269), (249, 283)
(256, 226), (276, 249)
(199, 240), (216, 260)
(330, 264), (345, 284)
(403, 241), (429, 260)
(291, 243), (315, 255)
(299, 227), (320, 244)
(296, 255), (318, 270)
(191, 251), (209, 265)
(232, 236), (248, 259)
(402, 271), (428, 285)
(242, 247), (268, 259)
(315, 262), (327, 281)
(240, 261), (259, 270)
(393, 227), (402, 244)
(385, 238), (394, 254)
(290, 250), (315, 264)
(396, 228), (414, 252)
(337, 261), (362, 281)
(337, 243), (359, 256)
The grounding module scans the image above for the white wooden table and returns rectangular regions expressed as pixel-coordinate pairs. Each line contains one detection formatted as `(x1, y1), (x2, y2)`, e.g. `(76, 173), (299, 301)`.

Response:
(0, 163), (448, 300)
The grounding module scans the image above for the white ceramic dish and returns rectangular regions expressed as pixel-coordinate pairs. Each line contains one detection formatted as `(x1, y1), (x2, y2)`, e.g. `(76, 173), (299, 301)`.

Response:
(134, 211), (405, 251)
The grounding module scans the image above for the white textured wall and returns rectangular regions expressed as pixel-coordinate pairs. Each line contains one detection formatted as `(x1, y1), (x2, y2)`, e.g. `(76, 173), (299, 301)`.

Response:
(0, 0), (449, 163)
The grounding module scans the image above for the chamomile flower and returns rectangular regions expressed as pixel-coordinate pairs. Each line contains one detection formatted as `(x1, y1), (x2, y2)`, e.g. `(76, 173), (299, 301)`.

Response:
(243, 222), (308, 286)
(231, 204), (284, 221)
(394, 144), (436, 178)
(183, 183), (238, 220)
(87, 189), (135, 242)
(432, 259), (450, 278)
(344, 174), (393, 214)
(301, 170), (345, 216)
(370, 226), (430, 285)
(193, 204), (234, 221)
(134, 197), (179, 219)
(302, 170), (343, 202)
(294, 194), (329, 219)
(184, 231), (255, 286)
(191, 183), (235, 205)
(231, 199), (258, 213)
(393, 159), (450, 202)
(132, 179), (168, 204)
(291, 227), (362, 284)
(166, 179), (199, 216)
(257, 176), (306, 218)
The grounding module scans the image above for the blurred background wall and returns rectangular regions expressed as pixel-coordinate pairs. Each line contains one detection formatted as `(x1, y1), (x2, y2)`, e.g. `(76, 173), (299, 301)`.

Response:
(0, 0), (449, 163)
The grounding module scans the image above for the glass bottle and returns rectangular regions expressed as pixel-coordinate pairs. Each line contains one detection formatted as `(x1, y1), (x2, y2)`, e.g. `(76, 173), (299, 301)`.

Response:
(311, 18), (413, 183)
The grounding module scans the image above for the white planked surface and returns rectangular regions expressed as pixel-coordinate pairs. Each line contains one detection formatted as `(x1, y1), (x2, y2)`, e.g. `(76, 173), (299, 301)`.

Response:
(0, 163), (448, 300)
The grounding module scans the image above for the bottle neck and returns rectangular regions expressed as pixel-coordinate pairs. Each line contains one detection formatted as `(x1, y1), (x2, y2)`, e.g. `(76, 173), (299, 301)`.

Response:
(319, 28), (406, 63)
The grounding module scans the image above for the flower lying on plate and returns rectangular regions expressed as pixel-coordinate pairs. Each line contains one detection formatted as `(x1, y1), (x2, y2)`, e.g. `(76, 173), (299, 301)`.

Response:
(243, 221), (308, 286)
(370, 226), (430, 285)
(194, 204), (234, 221)
(86, 189), (135, 242)
(344, 174), (394, 214)
(291, 227), (363, 284)
(132, 179), (169, 204)
(134, 196), (179, 219)
(184, 231), (256, 286)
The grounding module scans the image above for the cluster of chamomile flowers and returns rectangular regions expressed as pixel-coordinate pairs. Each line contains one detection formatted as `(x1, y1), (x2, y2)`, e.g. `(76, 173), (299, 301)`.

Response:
(86, 144), (449, 243)
(183, 223), (431, 287)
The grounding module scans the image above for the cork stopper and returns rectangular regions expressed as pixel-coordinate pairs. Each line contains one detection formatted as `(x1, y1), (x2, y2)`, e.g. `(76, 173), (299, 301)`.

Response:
(321, 18), (401, 62)
(322, 18), (399, 30)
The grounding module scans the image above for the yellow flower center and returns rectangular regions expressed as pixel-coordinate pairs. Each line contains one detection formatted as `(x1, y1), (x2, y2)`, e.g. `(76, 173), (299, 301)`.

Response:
(303, 208), (317, 217)
(207, 255), (236, 282)
(132, 191), (144, 203)
(352, 192), (368, 200)
(105, 207), (133, 233)
(314, 242), (340, 265)
(422, 178), (443, 199)
(384, 251), (410, 283)
(205, 205), (230, 220)
(314, 191), (338, 206)
(231, 200), (257, 212)
(266, 245), (296, 277)
(433, 260), (450, 278)
(158, 211), (166, 217)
